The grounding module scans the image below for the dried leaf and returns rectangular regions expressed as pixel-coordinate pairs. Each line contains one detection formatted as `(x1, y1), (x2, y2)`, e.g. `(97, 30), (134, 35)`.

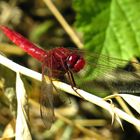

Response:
(106, 99), (124, 130)
(15, 72), (32, 140)
(118, 94), (140, 115)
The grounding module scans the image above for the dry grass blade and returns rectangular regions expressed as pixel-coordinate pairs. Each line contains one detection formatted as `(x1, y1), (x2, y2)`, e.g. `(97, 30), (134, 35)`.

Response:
(0, 43), (25, 55)
(105, 94), (140, 131)
(118, 94), (140, 115)
(43, 0), (83, 49)
(105, 99), (124, 130)
(15, 72), (32, 140)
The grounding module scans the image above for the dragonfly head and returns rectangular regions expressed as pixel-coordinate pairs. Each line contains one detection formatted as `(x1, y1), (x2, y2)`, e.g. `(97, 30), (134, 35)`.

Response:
(66, 53), (85, 72)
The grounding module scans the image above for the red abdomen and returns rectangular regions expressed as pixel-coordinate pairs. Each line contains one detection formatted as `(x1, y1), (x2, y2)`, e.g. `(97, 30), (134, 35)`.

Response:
(0, 26), (85, 76)
(0, 26), (47, 62)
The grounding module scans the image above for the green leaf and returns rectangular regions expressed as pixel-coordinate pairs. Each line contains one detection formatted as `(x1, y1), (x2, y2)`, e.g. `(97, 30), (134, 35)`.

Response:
(73, 0), (140, 58)
(73, 0), (140, 82)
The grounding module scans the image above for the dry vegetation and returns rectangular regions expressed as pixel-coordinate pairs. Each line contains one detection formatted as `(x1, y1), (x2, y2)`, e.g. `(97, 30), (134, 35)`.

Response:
(0, 0), (140, 140)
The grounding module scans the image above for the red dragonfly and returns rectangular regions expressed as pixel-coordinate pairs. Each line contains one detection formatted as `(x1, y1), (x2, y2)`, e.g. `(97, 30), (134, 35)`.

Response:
(1, 26), (140, 129)
(0, 26), (85, 129)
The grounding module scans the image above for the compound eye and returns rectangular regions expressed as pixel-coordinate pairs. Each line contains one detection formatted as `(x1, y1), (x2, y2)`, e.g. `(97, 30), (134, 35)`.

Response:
(73, 57), (85, 72)
(67, 54), (79, 68)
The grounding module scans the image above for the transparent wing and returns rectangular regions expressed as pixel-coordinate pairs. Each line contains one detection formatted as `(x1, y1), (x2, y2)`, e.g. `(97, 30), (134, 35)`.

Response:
(40, 63), (55, 129)
(72, 49), (140, 93)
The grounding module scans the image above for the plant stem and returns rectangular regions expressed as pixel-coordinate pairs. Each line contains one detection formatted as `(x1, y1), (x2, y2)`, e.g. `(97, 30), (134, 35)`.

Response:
(0, 54), (140, 127)
(43, 0), (83, 49)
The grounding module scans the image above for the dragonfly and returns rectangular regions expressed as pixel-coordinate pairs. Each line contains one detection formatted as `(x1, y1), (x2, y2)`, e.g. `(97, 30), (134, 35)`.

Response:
(0, 25), (86, 129)
(1, 26), (140, 129)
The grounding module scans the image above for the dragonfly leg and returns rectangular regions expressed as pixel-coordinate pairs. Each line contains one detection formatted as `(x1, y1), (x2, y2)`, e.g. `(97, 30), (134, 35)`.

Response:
(60, 58), (85, 99)
(67, 70), (85, 100)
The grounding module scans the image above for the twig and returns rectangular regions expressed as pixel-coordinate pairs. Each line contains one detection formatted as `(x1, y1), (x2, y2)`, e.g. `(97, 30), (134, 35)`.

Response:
(0, 54), (140, 127)
(43, 0), (83, 49)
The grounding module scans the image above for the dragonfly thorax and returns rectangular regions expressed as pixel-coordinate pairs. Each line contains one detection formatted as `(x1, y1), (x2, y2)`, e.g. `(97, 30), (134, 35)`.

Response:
(44, 47), (85, 75)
